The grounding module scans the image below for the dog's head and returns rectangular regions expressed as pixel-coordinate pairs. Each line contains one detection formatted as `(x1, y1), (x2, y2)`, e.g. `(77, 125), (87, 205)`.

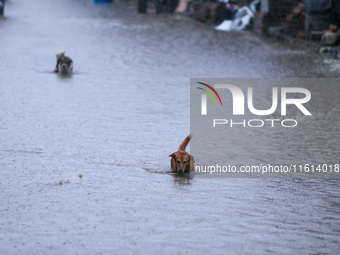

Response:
(59, 56), (73, 69)
(57, 56), (73, 75)
(169, 151), (194, 173)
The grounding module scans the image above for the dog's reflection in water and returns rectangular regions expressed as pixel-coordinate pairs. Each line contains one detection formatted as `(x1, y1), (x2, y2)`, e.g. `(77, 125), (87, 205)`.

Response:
(172, 173), (192, 186)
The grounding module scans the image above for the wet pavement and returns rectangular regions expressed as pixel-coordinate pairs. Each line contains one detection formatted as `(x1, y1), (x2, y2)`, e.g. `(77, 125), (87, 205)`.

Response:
(0, 0), (340, 254)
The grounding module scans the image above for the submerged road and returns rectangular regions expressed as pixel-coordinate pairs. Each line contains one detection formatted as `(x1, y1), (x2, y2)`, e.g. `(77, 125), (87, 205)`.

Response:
(0, 0), (340, 254)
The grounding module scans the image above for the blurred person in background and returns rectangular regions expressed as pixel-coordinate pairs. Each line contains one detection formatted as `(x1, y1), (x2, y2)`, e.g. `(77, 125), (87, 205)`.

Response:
(0, 0), (5, 17)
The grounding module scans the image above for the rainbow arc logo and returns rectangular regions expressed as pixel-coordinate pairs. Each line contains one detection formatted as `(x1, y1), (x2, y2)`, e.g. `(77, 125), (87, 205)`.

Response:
(196, 82), (222, 115)
(196, 82), (222, 106)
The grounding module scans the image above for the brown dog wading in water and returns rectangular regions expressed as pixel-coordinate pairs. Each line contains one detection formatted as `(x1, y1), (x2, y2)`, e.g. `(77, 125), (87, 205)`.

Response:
(169, 135), (194, 173)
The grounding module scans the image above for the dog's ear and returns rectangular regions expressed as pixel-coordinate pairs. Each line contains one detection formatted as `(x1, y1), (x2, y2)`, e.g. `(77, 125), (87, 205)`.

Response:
(189, 155), (195, 163)
(169, 153), (176, 158)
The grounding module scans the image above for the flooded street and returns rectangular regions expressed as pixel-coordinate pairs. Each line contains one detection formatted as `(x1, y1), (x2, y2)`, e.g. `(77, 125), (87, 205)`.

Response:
(1, 0), (340, 254)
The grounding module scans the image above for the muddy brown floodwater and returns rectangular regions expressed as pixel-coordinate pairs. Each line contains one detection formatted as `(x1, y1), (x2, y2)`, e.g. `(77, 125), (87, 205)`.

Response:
(0, 0), (339, 254)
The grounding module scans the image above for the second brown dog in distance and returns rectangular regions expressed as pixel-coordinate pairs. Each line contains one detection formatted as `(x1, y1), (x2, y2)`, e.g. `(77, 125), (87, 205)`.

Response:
(169, 135), (194, 173)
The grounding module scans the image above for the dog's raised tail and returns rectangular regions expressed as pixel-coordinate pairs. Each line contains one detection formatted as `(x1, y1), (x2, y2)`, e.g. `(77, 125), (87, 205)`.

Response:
(56, 50), (65, 59)
(178, 135), (191, 151)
